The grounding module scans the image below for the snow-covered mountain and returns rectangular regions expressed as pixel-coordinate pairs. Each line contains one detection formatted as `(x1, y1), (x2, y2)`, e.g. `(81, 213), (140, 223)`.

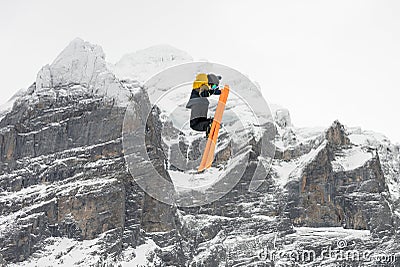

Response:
(0, 38), (399, 266)
(35, 37), (137, 106)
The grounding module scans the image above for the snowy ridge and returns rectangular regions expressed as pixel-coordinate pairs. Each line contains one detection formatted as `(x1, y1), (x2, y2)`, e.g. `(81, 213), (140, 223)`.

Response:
(272, 105), (325, 151)
(0, 88), (28, 120)
(347, 127), (400, 201)
(112, 45), (193, 82)
(271, 140), (328, 189)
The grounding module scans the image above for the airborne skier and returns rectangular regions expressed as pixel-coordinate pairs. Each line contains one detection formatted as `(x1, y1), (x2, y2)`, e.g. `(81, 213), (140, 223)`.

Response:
(186, 73), (222, 137)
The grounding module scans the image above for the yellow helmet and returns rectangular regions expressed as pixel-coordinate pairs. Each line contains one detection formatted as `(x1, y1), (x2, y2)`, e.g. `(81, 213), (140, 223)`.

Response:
(193, 73), (209, 89)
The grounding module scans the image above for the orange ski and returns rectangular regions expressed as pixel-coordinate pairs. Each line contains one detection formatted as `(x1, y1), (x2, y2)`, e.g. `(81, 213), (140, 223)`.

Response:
(198, 85), (230, 172)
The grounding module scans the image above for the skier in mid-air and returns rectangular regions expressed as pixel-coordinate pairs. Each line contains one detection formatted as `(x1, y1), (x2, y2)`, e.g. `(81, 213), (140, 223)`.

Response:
(186, 73), (222, 137)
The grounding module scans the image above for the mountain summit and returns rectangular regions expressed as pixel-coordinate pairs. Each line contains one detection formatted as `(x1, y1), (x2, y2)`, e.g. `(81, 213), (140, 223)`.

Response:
(35, 38), (131, 105)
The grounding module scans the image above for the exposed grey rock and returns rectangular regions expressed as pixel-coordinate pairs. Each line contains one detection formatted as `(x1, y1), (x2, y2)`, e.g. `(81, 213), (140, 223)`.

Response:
(285, 122), (395, 238)
(326, 120), (351, 147)
(0, 82), (177, 263)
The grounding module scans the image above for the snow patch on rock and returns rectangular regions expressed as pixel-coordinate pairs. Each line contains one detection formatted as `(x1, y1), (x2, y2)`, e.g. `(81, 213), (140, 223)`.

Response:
(348, 127), (391, 147)
(332, 147), (374, 172)
(347, 126), (400, 201)
(273, 160), (298, 187)
(272, 140), (328, 188)
(8, 235), (160, 267)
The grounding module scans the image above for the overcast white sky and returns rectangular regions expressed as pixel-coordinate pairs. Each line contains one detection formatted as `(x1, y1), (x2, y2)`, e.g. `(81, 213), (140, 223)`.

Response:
(1, 0), (399, 143)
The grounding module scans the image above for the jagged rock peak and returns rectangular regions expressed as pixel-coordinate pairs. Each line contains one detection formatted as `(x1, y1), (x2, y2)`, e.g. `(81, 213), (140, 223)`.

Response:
(55, 37), (105, 62)
(35, 38), (133, 106)
(112, 44), (193, 82)
(36, 38), (105, 90)
(326, 120), (350, 146)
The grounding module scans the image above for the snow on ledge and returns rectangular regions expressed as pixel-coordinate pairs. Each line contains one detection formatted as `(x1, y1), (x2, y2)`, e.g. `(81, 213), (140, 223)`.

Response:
(8, 236), (160, 267)
(332, 147), (373, 172)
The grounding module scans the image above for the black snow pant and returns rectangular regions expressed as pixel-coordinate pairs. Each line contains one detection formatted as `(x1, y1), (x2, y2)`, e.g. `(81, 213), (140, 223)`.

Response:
(190, 117), (213, 132)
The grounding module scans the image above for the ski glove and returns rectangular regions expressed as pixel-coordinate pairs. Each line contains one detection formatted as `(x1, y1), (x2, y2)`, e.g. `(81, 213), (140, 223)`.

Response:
(199, 88), (222, 97)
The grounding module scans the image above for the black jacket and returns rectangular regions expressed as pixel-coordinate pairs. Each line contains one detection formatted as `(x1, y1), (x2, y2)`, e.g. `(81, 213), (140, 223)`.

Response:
(186, 88), (222, 119)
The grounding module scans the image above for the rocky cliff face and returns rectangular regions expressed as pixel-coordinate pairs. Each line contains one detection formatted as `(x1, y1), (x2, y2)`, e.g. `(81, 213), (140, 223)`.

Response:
(0, 39), (177, 265)
(0, 39), (399, 266)
(285, 121), (393, 237)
